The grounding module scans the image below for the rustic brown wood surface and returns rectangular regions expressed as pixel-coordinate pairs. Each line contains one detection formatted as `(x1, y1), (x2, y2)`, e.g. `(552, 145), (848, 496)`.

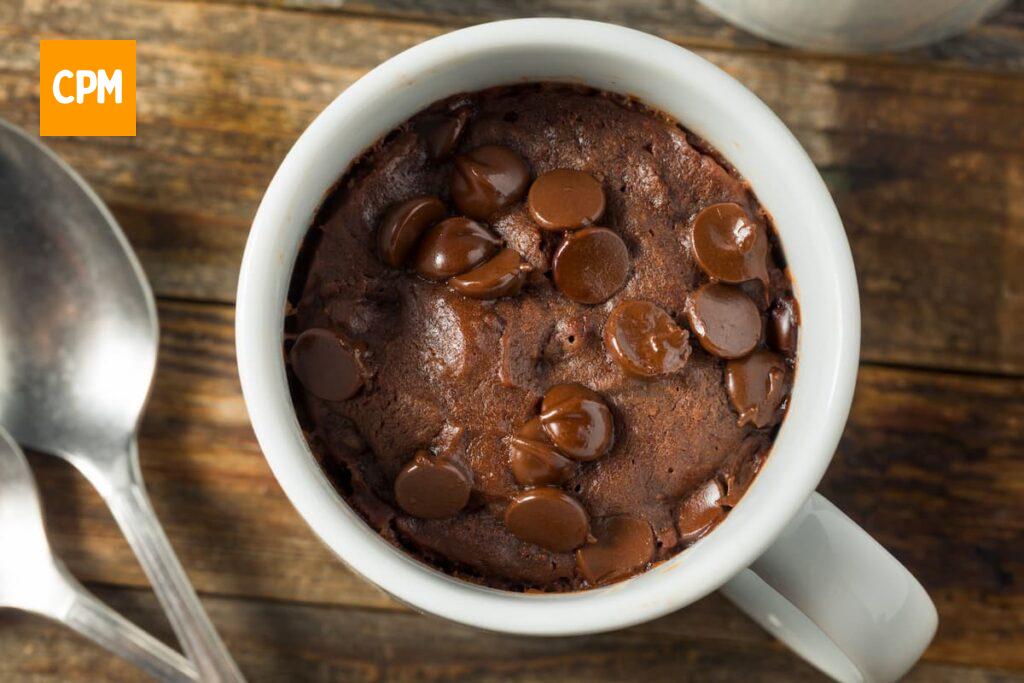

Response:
(1, 0), (1022, 680)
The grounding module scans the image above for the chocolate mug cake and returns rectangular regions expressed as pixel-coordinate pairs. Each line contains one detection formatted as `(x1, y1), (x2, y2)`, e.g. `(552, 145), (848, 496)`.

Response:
(285, 83), (798, 591)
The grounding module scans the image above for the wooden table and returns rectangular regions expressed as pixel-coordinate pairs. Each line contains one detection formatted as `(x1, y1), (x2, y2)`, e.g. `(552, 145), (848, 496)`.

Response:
(2, 1), (1023, 680)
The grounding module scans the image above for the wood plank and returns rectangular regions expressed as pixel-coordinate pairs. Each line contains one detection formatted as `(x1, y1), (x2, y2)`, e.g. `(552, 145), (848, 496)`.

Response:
(25, 300), (1024, 670)
(186, 0), (1024, 74)
(1, 586), (1022, 682)
(2, 0), (1022, 374)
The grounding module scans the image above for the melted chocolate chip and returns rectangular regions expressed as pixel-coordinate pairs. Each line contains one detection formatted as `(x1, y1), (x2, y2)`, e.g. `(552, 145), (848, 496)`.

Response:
(289, 328), (364, 401)
(539, 383), (614, 462)
(504, 487), (590, 553)
(691, 203), (769, 284)
(527, 169), (606, 231)
(394, 451), (471, 519)
(768, 296), (799, 356)
(377, 196), (446, 268)
(575, 516), (654, 584)
(413, 217), (501, 281)
(721, 446), (761, 508)
(604, 300), (691, 377)
(552, 227), (630, 304)
(450, 145), (530, 220)
(725, 349), (789, 428)
(686, 283), (762, 359)
(509, 417), (575, 486)
(417, 107), (471, 159)
(677, 479), (725, 543)
(448, 248), (529, 300)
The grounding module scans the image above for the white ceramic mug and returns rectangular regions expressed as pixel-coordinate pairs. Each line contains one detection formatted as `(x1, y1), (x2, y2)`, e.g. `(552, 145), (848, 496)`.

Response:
(236, 19), (937, 682)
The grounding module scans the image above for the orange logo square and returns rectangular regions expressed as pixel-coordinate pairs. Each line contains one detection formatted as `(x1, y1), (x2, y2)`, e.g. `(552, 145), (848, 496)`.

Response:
(39, 40), (136, 137)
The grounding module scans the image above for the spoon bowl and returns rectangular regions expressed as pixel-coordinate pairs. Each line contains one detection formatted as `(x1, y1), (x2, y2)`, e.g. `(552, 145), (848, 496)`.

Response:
(0, 428), (68, 615)
(0, 120), (155, 480)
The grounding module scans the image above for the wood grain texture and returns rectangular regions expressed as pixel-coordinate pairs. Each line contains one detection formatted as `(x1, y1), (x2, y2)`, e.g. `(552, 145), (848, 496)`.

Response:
(2, 585), (1023, 682)
(181, 0), (1024, 73)
(2, 0), (1024, 374)
(19, 300), (1020, 671)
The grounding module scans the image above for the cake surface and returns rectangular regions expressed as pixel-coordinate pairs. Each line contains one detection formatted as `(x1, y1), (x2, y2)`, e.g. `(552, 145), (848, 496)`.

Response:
(287, 83), (797, 591)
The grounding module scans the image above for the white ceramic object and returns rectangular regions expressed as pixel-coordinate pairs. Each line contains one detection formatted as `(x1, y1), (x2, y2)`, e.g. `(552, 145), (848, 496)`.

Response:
(699, 0), (1009, 53)
(236, 19), (937, 682)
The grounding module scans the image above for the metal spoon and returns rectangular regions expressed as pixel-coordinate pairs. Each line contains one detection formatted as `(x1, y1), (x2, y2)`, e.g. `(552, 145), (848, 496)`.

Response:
(0, 425), (198, 682)
(0, 119), (244, 681)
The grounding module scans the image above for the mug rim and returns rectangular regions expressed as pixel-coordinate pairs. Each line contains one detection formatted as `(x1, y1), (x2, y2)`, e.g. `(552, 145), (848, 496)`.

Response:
(236, 18), (861, 636)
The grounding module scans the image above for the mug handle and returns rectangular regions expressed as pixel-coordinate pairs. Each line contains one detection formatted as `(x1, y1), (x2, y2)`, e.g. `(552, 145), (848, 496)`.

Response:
(720, 493), (937, 682)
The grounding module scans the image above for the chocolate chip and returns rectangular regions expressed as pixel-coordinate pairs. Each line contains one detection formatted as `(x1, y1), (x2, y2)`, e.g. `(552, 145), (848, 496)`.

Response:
(377, 195), (446, 268)
(720, 446), (762, 508)
(691, 202), (769, 285)
(677, 479), (725, 543)
(413, 217), (501, 281)
(768, 296), (799, 356)
(504, 487), (590, 552)
(539, 383), (614, 462)
(527, 169), (605, 231)
(604, 300), (691, 377)
(552, 227), (630, 304)
(575, 515), (654, 584)
(450, 145), (530, 220)
(509, 417), (575, 486)
(417, 107), (470, 159)
(448, 248), (529, 300)
(289, 328), (364, 401)
(725, 349), (789, 428)
(685, 283), (762, 359)
(394, 450), (471, 519)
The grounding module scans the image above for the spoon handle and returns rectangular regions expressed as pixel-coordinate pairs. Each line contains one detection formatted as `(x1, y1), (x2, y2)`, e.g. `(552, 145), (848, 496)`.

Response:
(104, 451), (245, 683)
(62, 571), (199, 683)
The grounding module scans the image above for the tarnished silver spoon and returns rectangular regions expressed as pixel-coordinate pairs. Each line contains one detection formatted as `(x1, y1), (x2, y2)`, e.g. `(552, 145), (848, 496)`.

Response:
(0, 119), (244, 681)
(0, 425), (197, 681)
